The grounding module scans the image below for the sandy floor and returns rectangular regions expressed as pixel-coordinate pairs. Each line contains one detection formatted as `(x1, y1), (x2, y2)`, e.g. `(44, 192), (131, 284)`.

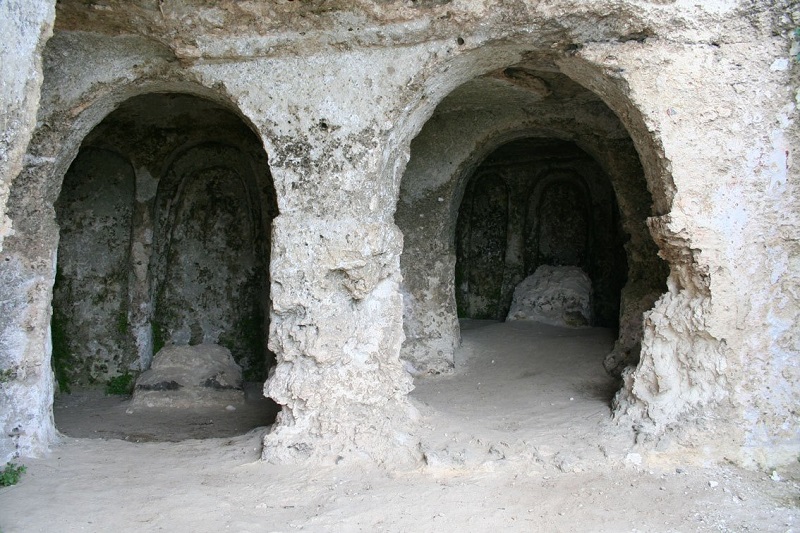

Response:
(53, 382), (280, 442)
(1, 321), (798, 532)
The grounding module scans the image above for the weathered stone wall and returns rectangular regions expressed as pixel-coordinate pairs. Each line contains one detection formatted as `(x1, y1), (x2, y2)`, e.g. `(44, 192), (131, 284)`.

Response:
(0, 0), (56, 251)
(580, 35), (800, 466)
(0, 0), (797, 468)
(53, 148), (137, 389)
(0, 0), (58, 461)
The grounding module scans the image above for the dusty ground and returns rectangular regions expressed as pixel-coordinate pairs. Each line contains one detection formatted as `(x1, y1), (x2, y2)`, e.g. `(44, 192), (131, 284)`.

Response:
(1, 321), (798, 532)
(52, 382), (280, 442)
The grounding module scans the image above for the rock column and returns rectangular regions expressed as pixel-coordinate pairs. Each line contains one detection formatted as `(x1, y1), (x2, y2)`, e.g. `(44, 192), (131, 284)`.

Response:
(263, 214), (418, 464)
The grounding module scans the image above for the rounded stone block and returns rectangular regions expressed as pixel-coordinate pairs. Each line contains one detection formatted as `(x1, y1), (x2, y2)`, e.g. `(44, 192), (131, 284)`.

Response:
(130, 344), (244, 410)
(507, 265), (592, 327)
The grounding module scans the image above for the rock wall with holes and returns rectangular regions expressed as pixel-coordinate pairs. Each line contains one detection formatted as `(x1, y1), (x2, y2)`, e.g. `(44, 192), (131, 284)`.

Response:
(0, 0), (797, 468)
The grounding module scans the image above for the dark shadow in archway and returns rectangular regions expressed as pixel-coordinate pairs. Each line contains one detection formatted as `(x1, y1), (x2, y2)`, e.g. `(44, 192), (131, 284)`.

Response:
(454, 138), (627, 329)
(51, 93), (279, 441)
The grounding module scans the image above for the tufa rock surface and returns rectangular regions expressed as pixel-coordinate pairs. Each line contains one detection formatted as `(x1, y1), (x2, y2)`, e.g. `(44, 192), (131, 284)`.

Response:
(0, 0), (796, 469)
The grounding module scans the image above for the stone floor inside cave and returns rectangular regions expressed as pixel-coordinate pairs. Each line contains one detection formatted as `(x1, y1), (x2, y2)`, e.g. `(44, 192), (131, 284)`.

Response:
(53, 320), (624, 456)
(411, 319), (629, 470)
(54, 382), (280, 442)
(4, 321), (798, 532)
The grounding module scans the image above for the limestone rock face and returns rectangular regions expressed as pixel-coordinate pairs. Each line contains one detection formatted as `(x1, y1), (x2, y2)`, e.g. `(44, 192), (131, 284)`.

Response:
(0, 0), (796, 470)
(0, 0), (55, 252)
(130, 344), (244, 410)
(0, 0), (56, 463)
(506, 266), (592, 327)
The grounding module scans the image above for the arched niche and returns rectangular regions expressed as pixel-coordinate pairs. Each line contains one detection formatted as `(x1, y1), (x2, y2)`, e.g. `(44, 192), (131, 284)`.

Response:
(52, 148), (137, 389)
(152, 142), (275, 381)
(452, 139), (627, 328)
(455, 171), (510, 320)
(51, 92), (278, 396)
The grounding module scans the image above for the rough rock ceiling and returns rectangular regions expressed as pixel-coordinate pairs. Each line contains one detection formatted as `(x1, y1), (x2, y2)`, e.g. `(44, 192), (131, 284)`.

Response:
(434, 67), (602, 116)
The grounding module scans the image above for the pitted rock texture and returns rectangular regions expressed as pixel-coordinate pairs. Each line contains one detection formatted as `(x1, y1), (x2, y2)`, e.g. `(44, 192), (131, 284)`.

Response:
(0, 0), (55, 252)
(507, 266), (593, 327)
(0, 0), (797, 469)
(263, 215), (419, 465)
(130, 344), (244, 410)
(0, 0), (56, 463)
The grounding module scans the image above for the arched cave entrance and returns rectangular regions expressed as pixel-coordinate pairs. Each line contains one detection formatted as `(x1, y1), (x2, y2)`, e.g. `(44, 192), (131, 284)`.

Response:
(397, 63), (667, 437)
(51, 93), (279, 440)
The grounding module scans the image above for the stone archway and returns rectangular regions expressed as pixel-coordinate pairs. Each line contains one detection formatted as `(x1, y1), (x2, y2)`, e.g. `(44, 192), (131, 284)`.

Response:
(1, 0), (793, 469)
(6, 91), (277, 444)
(52, 93), (277, 395)
(397, 64), (666, 382)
